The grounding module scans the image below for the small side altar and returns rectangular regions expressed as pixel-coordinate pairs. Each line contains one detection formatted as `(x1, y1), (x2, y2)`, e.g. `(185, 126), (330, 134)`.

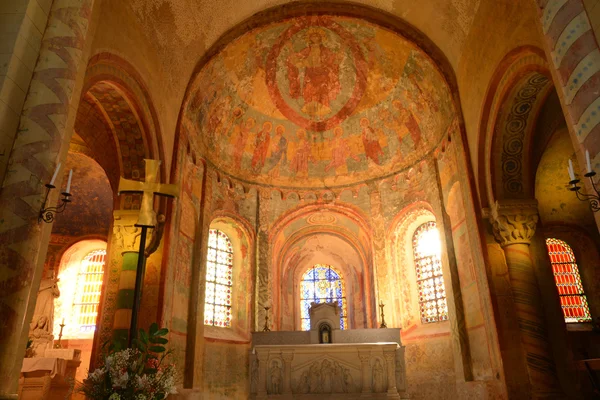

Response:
(18, 349), (81, 400)
(250, 303), (408, 399)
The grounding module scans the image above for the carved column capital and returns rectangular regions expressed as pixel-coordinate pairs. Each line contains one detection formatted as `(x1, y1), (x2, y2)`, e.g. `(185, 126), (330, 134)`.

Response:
(281, 352), (294, 363)
(489, 200), (539, 247)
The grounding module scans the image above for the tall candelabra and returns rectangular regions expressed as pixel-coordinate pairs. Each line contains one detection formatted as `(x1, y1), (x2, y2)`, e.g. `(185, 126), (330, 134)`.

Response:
(567, 150), (599, 212)
(379, 300), (387, 329)
(262, 306), (271, 332)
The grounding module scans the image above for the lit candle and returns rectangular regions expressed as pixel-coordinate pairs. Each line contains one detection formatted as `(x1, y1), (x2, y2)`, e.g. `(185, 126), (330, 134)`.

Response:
(568, 159), (575, 181)
(586, 149), (593, 173)
(379, 300), (384, 306)
(49, 162), (61, 186)
(61, 318), (65, 325)
(65, 169), (73, 193)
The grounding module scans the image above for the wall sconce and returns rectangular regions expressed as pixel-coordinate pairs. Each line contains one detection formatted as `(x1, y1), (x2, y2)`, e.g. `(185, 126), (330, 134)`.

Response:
(39, 162), (74, 223)
(567, 149), (599, 212)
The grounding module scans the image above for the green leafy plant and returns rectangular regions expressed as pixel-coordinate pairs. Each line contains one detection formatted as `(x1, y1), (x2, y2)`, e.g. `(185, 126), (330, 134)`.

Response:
(79, 324), (177, 400)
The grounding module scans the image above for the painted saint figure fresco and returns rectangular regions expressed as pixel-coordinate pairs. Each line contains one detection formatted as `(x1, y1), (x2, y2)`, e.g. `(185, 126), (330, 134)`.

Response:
(252, 121), (272, 174)
(359, 118), (384, 165)
(267, 124), (288, 176)
(325, 127), (360, 173)
(287, 28), (341, 117)
(290, 129), (313, 178)
(232, 114), (255, 169)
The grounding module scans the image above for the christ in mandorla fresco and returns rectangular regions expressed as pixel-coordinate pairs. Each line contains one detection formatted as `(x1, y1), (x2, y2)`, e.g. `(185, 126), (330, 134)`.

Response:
(286, 27), (341, 117)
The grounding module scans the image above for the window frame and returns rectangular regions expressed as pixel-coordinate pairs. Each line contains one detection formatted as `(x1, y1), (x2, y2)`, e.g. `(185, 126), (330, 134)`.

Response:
(545, 238), (592, 324)
(412, 221), (448, 324)
(204, 229), (234, 328)
(72, 248), (106, 334)
(299, 264), (348, 331)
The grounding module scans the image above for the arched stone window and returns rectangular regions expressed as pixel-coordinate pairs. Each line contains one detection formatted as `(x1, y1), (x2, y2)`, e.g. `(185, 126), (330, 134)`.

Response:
(73, 249), (106, 333)
(413, 221), (448, 323)
(300, 264), (347, 331)
(204, 229), (233, 327)
(545, 238), (592, 323)
(54, 239), (107, 338)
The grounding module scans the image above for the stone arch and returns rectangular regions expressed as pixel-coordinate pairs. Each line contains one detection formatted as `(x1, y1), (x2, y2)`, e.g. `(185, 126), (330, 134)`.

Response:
(271, 205), (374, 330)
(386, 202), (437, 329)
(76, 54), (169, 367)
(76, 53), (166, 202)
(171, 1), (468, 193)
(479, 46), (553, 206)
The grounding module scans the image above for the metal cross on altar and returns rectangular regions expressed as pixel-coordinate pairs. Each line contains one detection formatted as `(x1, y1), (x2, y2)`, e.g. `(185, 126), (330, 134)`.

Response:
(118, 159), (178, 346)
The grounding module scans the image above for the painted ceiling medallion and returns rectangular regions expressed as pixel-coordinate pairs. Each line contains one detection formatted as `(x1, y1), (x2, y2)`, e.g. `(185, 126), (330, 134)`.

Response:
(184, 15), (456, 189)
(307, 212), (338, 225)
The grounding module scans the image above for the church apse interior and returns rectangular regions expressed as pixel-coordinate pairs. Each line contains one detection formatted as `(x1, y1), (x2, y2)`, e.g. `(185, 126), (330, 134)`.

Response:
(2, 0), (600, 399)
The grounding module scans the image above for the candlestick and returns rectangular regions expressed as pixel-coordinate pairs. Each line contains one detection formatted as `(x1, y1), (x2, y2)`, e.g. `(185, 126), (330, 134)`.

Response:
(65, 169), (73, 194)
(586, 149), (593, 174)
(568, 159), (575, 181)
(49, 162), (61, 186)
(262, 306), (271, 332)
(54, 321), (66, 349)
(379, 301), (387, 329)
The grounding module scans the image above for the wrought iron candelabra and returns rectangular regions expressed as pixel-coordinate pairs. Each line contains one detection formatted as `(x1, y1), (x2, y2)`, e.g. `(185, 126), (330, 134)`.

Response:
(39, 163), (73, 223)
(567, 151), (600, 212)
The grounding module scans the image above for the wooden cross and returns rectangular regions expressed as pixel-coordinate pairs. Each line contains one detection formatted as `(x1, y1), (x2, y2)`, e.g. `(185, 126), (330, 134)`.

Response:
(117, 159), (178, 346)
(118, 159), (179, 227)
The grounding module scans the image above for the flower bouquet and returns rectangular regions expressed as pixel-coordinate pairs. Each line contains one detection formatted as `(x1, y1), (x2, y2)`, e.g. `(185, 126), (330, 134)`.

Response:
(80, 323), (177, 400)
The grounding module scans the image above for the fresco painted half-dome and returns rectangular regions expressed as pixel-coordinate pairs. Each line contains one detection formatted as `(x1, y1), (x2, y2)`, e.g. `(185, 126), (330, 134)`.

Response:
(183, 15), (456, 189)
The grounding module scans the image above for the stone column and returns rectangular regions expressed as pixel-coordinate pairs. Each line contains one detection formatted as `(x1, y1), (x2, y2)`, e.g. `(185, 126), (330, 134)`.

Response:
(490, 200), (562, 397)
(384, 351), (399, 397)
(358, 351), (371, 396)
(282, 351), (294, 394)
(0, 1), (95, 398)
(256, 351), (269, 399)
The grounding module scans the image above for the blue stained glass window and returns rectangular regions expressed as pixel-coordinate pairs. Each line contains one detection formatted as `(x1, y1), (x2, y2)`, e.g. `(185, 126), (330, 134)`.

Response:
(300, 264), (347, 330)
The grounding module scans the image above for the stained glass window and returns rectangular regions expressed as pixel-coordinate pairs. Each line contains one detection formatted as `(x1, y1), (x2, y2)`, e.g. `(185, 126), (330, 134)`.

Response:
(545, 238), (592, 323)
(73, 249), (105, 333)
(300, 264), (347, 331)
(204, 229), (233, 327)
(413, 222), (448, 323)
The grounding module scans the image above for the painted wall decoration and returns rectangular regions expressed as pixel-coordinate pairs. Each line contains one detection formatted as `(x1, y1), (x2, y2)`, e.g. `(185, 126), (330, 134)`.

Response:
(184, 16), (456, 188)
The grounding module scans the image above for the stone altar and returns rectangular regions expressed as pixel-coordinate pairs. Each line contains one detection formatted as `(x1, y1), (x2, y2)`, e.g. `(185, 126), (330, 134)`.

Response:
(250, 303), (408, 399)
(18, 349), (81, 400)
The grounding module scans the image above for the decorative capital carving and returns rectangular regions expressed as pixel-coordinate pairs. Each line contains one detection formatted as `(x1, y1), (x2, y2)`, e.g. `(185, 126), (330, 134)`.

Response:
(489, 200), (538, 247)
(358, 351), (371, 363)
(281, 352), (294, 363)
(383, 351), (395, 363)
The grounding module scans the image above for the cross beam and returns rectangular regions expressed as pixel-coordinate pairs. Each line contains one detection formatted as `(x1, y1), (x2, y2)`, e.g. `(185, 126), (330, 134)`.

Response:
(117, 159), (179, 346)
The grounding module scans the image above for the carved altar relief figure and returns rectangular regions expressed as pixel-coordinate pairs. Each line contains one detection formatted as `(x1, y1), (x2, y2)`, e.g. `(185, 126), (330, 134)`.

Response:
(332, 361), (344, 392)
(297, 370), (310, 393)
(343, 367), (355, 392)
(269, 360), (282, 394)
(321, 359), (333, 392)
(372, 358), (385, 393)
(309, 361), (321, 393)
